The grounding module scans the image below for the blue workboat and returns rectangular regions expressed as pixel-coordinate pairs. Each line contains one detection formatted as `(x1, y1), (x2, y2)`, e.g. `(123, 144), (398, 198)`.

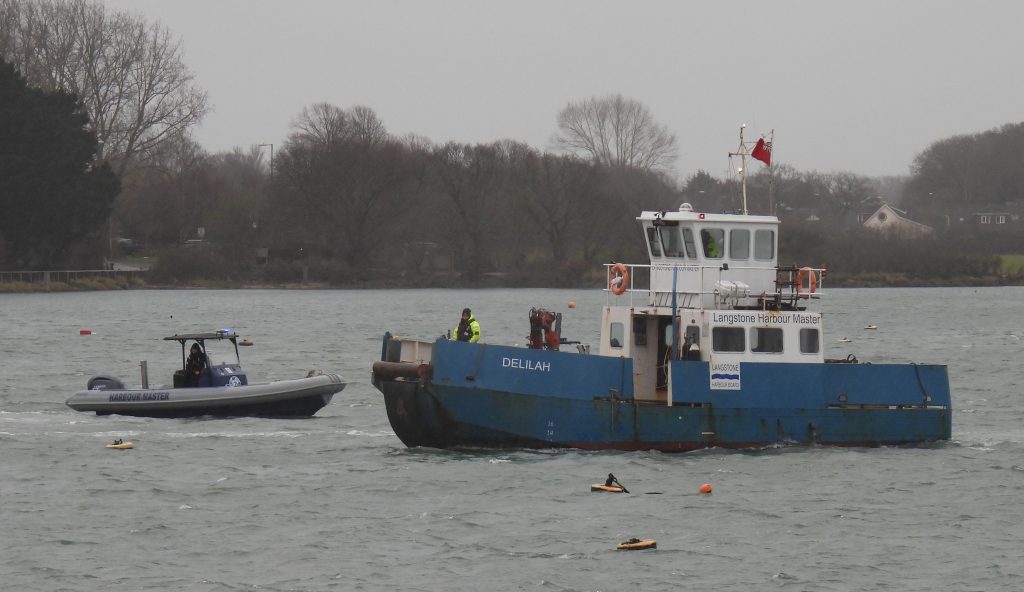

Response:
(371, 137), (952, 452)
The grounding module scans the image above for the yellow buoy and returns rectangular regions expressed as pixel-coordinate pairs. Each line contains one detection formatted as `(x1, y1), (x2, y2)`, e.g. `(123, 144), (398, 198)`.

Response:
(698, 482), (712, 494)
(567, 301), (576, 309)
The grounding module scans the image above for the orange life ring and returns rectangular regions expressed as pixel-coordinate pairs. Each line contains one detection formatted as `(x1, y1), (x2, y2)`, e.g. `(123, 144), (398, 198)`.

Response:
(608, 263), (629, 295)
(797, 266), (818, 298)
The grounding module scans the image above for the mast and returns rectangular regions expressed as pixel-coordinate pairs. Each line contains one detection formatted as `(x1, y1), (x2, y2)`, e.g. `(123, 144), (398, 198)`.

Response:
(728, 125), (750, 215)
(728, 125), (773, 215)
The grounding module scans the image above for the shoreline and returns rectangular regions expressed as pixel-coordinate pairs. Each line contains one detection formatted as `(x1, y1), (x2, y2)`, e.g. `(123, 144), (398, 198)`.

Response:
(2, 275), (1021, 293)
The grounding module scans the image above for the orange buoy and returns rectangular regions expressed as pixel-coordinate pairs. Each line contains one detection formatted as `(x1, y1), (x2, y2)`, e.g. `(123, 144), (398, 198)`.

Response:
(567, 301), (576, 309)
(698, 483), (712, 494)
(79, 329), (94, 335)
(239, 339), (254, 346)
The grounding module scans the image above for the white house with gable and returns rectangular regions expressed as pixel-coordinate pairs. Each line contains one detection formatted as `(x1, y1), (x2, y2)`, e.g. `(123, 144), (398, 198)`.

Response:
(862, 204), (932, 237)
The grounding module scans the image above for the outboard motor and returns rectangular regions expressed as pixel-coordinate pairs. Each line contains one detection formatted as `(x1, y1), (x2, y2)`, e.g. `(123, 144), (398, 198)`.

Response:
(87, 375), (125, 390)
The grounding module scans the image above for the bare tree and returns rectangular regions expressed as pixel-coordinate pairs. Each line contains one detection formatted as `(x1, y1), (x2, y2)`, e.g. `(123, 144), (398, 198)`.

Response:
(115, 133), (211, 245)
(0, 0), (208, 177)
(432, 142), (508, 280)
(289, 103), (388, 148)
(552, 93), (678, 171)
(289, 103), (350, 146)
(510, 149), (599, 262)
(273, 105), (416, 271)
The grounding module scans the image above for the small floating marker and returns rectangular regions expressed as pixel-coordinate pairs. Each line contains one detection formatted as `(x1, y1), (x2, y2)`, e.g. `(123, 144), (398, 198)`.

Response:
(79, 329), (94, 335)
(567, 300), (576, 309)
(617, 538), (657, 551)
(239, 339), (254, 346)
(698, 483), (713, 494)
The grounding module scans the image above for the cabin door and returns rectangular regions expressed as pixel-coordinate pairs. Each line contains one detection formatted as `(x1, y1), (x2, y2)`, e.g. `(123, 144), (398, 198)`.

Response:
(656, 317), (674, 390)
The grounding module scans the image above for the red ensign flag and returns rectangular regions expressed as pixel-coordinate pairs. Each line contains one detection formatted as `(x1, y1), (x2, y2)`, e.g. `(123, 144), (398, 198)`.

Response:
(752, 138), (772, 166)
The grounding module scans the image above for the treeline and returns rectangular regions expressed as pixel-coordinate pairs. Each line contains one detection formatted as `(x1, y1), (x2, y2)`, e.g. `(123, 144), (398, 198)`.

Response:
(904, 122), (1024, 208)
(135, 106), (1022, 287)
(136, 105), (679, 287)
(779, 222), (1019, 286)
(3, 0), (1024, 287)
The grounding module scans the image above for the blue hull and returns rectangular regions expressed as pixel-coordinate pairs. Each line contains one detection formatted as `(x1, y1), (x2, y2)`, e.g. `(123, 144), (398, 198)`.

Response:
(374, 340), (951, 452)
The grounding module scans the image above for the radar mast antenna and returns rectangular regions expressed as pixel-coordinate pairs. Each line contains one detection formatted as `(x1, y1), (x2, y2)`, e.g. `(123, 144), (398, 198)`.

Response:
(728, 125), (751, 215)
(728, 126), (773, 215)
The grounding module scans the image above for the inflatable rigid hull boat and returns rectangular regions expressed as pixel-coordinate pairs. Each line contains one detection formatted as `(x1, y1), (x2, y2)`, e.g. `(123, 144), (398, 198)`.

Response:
(67, 330), (346, 418)
(66, 373), (345, 418)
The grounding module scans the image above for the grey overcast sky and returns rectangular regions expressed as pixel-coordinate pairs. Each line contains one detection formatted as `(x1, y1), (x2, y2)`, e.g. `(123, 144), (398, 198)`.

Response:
(105, 0), (1024, 181)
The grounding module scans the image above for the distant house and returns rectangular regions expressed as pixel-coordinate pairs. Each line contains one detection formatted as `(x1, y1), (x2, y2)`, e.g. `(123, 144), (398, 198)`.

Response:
(862, 204), (933, 237)
(946, 201), (1024, 227)
(970, 203), (1024, 225)
(856, 196), (885, 224)
(782, 207), (821, 223)
(974, 212), (1010, 225)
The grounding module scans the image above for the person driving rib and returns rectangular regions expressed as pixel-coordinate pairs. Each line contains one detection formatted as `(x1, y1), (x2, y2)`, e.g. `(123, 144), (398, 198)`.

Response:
(185, 342), (207, 387)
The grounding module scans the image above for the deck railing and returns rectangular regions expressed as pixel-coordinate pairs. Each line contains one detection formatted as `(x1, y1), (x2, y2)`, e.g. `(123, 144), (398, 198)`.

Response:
(604, 262), (826, 308)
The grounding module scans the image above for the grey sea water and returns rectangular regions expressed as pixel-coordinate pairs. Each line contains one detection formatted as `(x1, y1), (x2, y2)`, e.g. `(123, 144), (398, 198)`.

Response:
(1, 287), (1022, 592)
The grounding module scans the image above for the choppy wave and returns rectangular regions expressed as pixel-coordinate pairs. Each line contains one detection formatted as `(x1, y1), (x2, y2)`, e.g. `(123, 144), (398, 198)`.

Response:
(3, 287), (1024, 591)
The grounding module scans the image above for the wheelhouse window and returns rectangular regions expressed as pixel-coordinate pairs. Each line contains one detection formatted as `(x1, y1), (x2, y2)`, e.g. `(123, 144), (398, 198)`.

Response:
(701, 228), (725, 259)
(609, 322), (624, 349)
(754, 229), (775, 261)
(646, 227), (662, 257)
(682, 228), (698, 258)
(750, 327), (784, 353)
(800, 328), (820, 354)
(730, 229), (750, 260)
(712, 327), (745, 352)
(659, 226), (685, 258)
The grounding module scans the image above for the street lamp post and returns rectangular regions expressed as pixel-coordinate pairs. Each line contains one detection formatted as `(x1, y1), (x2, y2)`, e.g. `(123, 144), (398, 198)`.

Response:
(254, 142), (272, 177)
